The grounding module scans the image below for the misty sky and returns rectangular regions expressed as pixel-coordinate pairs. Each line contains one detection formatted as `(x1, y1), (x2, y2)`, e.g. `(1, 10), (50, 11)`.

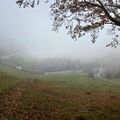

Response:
(0, 0), (120, 60)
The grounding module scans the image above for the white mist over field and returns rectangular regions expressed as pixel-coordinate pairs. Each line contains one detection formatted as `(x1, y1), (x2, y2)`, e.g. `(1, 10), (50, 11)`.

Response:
(0, 0), (120, 61)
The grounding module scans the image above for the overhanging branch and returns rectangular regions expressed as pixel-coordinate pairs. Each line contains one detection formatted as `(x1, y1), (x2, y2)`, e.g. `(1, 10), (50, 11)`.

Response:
(96, 0), (120, 26)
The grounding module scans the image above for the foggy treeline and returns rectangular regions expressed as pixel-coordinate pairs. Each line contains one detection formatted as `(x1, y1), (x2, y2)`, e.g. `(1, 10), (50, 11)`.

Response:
(82, 53), (120, 79)
(0, 38), (119, 79)
(0, 52), (120, 79)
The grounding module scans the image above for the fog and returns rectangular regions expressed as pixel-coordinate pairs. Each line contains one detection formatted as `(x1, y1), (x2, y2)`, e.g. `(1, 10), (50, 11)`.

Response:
(0, 1), (120, 61)
(1, 1), (120, 119)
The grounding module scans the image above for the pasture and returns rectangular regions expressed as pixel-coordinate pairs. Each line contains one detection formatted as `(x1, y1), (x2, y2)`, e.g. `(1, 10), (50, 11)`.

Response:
(0, 72), (120, 120)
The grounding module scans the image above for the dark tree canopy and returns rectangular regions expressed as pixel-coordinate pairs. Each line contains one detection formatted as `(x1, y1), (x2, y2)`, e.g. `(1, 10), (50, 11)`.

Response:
(16, 0), (120, 47)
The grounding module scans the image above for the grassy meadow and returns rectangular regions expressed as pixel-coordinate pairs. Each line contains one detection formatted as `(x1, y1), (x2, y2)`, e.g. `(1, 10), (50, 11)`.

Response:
(0, 68), (120, 120)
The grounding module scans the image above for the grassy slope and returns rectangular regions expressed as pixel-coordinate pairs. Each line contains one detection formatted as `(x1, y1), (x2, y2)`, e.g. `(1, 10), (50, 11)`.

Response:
(39, 74), (120, 93)
(0, 72), (20, 92)
(1, 67), (120, 119)
(0, 63), (40, 78)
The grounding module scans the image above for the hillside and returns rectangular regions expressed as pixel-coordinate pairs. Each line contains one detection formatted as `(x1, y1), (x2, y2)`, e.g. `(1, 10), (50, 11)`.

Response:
(0, 72), (120, 120)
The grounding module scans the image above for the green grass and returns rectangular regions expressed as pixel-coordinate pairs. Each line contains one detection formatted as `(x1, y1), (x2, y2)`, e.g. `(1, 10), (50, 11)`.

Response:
(1, 69), (120, 119)
(0, 63), (40, 78)
(0, 72), (21, 93)
(39, 74), (120, 93)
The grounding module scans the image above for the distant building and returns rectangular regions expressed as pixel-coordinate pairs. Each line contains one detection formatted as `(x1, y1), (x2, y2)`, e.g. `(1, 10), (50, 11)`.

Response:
(16, 66), (22, 70)
(93, 67), (105, 77)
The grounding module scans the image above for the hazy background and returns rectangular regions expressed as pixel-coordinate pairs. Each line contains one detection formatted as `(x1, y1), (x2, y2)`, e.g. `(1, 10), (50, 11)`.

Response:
(0, 0), (120, 61)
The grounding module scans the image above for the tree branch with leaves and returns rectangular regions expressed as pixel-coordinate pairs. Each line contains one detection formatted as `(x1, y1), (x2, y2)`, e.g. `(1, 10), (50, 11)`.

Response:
(16, 0), (120, 47)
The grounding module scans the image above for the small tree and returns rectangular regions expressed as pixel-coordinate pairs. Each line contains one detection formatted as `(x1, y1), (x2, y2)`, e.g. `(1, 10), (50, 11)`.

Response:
(16, 0), (120, 47)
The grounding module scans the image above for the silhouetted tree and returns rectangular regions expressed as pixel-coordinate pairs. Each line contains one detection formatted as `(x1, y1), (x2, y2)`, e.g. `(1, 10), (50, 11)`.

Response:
(16, 0), (120, 47)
